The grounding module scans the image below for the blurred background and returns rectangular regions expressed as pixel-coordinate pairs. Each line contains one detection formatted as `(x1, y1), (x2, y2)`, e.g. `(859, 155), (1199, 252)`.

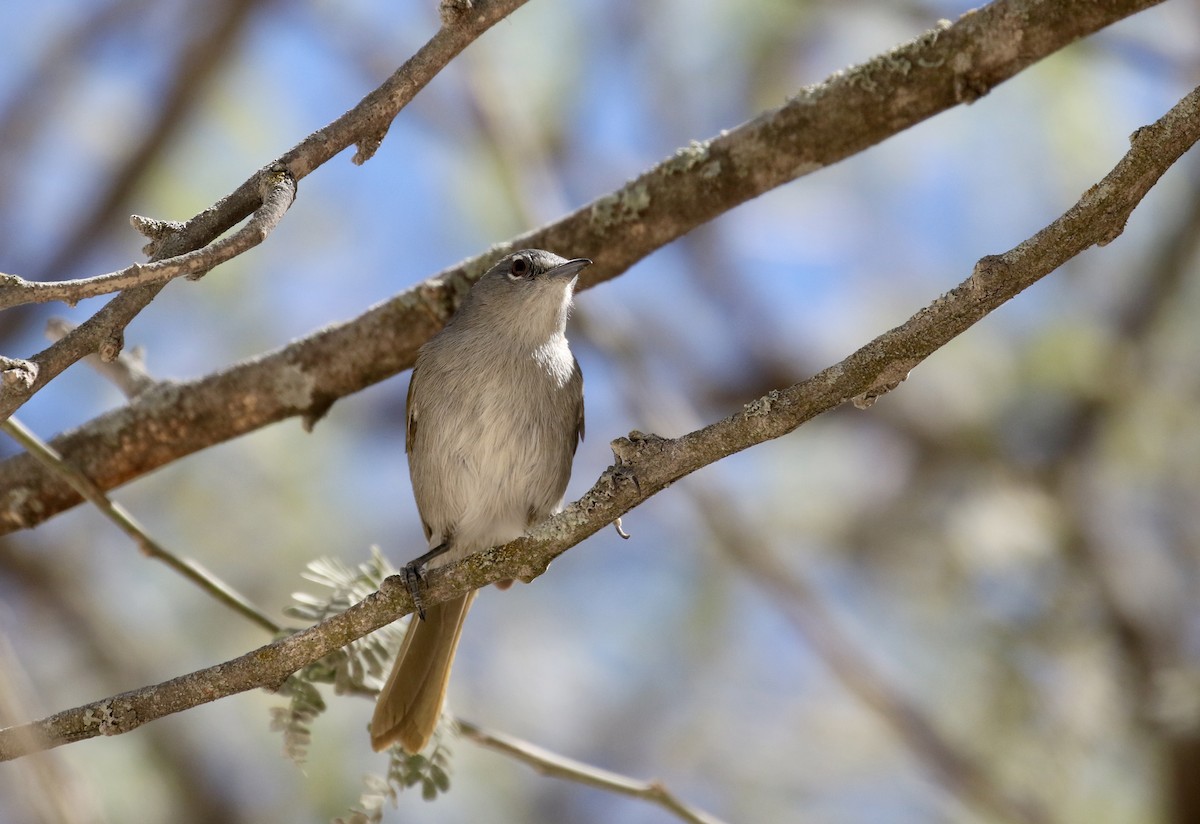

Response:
(1, 0), (1199, 822)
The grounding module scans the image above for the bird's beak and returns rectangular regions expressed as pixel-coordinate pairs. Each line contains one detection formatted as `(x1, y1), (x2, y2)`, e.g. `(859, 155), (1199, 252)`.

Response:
(546, 258), (592, 281)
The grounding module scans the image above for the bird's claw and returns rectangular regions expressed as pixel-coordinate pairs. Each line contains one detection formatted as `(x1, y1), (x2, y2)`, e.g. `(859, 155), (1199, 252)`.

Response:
(402, 562), (427, 621)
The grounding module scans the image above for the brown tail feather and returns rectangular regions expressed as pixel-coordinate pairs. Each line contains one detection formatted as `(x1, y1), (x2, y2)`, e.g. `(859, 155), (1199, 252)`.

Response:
(369, 591), (476, 753)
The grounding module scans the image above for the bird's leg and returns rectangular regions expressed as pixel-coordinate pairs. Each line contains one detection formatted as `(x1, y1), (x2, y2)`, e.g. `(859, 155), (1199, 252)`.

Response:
(401, 541), (452, 621)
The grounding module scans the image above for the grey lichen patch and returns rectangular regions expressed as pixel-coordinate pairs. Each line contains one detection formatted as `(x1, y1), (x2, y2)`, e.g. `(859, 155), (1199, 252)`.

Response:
(886, 17), (952, 73)
(700, 160), (722, 179)
(913, 19), (952, 68)
(743, 389), (782, 418)
(788, 82), (826, 106)
(391, 282), (433, 312)
(664, 140), (711, 174)
(844, 63), (882, 97)
(0, 356), (37, 390)
(590, 183), (651, 229)
(608, 435), (637, 465)
(613, 429), (666, 459)
(83, 701), (119, 735)
(841, 17), (953, 98)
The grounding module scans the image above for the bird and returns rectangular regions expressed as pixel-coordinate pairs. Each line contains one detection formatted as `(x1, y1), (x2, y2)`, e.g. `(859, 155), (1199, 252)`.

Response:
(370, 249), (589, 754)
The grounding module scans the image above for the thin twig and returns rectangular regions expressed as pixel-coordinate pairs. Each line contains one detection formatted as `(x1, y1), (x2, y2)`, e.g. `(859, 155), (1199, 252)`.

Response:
(0, 0), (531, 420)
(0, 0), (1169, 521)
(454, 718), (728, 824)
(0, 80), (1195, 761)
(0, 167), (297, 310)
(44, 318), (155, 399)
(0, 0), (257, 357)
(0, 417), (279, 634)
(30, 0), (271, 288)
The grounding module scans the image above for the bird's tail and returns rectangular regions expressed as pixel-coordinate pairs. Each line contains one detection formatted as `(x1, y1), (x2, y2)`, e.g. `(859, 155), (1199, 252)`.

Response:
(369, 591), (476, 753)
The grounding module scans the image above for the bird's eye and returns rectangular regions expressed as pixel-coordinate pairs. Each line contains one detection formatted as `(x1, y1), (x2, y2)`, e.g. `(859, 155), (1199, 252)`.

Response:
(509, 256), (531, 280)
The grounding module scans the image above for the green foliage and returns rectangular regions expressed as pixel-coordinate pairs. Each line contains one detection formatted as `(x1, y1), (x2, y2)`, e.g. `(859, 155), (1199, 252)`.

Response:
(336, 724), (456, 823)
(391, 729), (455, 802)
(268, 548), (403, 761)
(269, 676), (325, 763)
(284, 547), (406, 695)
(269, 549), (458, 820)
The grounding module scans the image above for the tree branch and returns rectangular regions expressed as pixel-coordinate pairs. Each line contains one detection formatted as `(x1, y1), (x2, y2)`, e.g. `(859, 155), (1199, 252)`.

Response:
(0, 167), (297, 310)
(0, 572), (414, 762)
(0, 0), (273, 394)
(35, 0), (271, 282)
(0, 0), (1166, 533)
(44, 318), (155, 399)
(576, 308), (1049, 824)
(0, 416), (279, 633)
(454, 718), (728, 824)
(1, 79), (1195, 761)
(0, 0), (531, 421)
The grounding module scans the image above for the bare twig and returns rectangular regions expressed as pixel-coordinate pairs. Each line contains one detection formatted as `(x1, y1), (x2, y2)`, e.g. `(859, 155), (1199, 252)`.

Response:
(0, 417), (279, 633)
(0, 0), (1168, 529)
(0, 0), (256, 356)
(0, 167), (297, 310)
(454, 718), (728, 824)
(44, 318), (155, 399)
(0, 0), (531, 420)
(0, 81), (1195, 760)
(31, 0), (271, 286)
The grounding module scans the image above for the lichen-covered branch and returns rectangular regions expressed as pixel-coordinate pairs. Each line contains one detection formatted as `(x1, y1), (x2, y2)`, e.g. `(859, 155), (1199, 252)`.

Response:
(0, 0), (1167, 534)
(1, 79), (1195, 761)
(0, 574), (410, 761)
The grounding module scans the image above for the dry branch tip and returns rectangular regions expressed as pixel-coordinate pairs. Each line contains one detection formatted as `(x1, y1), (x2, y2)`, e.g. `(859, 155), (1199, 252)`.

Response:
(130, 214), (186, 257)
(0, 357), (38, 392)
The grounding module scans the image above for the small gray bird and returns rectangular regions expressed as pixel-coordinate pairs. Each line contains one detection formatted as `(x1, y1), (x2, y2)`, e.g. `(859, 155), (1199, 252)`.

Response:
(370, 249), (589, 754)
